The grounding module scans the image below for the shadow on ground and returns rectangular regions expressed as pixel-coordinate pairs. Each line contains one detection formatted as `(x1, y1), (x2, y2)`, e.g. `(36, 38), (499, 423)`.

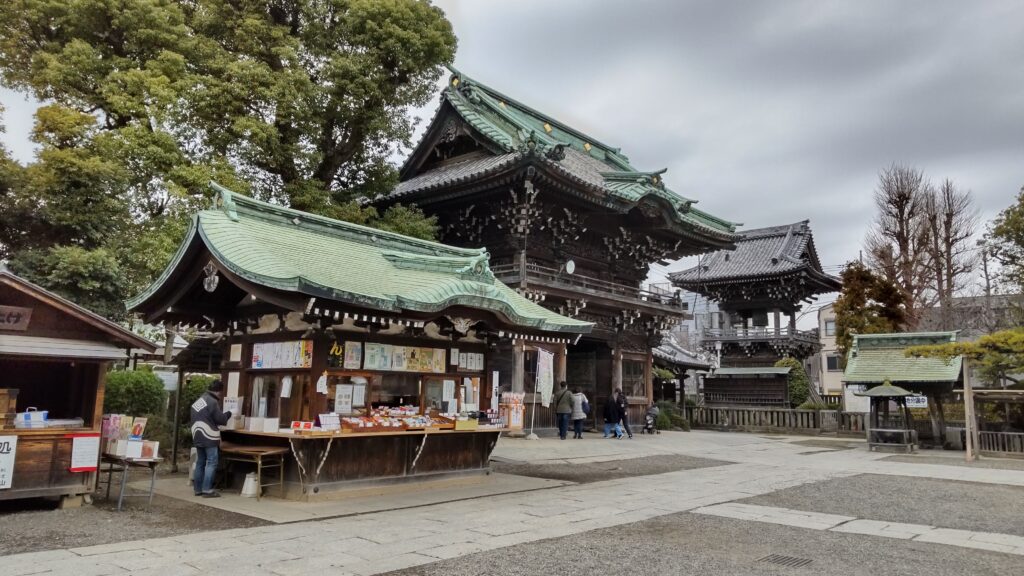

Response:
(492, 454), (729, 484)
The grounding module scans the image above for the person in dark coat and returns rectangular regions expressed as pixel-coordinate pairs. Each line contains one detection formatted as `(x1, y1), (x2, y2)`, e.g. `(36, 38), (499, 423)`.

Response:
(616, 389), (633, 439)
(190, 379), (231, 497)
(603, 389), (623, 438)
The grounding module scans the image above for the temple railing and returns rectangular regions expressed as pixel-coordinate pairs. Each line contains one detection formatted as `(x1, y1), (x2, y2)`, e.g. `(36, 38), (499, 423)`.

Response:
(979, 431), (1024, 455)
(702, 327), (820, 346)
(491, 262), (687, 313)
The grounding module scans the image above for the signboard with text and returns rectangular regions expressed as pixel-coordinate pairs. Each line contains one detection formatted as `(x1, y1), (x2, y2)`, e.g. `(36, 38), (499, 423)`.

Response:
(0, 435), (17, 489)
(0, 306), (32, 331)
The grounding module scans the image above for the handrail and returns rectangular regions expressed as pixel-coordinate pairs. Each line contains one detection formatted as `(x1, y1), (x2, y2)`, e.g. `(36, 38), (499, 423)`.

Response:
(702, 327), (820, 341)
(491, 262), (684, 308)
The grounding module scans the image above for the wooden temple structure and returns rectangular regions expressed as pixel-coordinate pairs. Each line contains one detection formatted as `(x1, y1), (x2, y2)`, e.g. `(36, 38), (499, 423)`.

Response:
(670, 220), (840, 369)
(127, 185), (590, 498)
(377, 68), (739, 424)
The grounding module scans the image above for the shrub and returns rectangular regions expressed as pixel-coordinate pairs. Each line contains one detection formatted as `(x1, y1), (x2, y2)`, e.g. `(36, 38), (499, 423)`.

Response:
(797, 401), (829, 411)
(652, 367), (675, 380)
(654, 400), (691, 432)
(104, 370), (167, 415)
(775, 357), (810, 408)
(655, 410), (672, 430)
(141, 414), (174, 456)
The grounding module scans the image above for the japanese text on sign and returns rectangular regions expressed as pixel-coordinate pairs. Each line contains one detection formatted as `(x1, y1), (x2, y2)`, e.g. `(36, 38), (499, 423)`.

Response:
(0, 435), (17, 489)
(0, 306), (32, 331)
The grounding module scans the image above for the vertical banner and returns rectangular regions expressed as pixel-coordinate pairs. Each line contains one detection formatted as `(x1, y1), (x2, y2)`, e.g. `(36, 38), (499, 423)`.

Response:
(537, 348), (555, 408)
(0, 435), (17, 488)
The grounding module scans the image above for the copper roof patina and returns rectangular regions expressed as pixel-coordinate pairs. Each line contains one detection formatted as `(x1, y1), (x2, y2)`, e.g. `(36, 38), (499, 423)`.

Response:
(128, 183), (593, 335)
(843, 332), (963, 385)
(389, 68), (739, 244)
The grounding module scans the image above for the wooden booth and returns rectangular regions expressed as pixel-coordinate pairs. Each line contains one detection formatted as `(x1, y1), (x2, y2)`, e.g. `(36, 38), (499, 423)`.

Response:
(0, 267), (155, 505)
(127, 185), (591, 499)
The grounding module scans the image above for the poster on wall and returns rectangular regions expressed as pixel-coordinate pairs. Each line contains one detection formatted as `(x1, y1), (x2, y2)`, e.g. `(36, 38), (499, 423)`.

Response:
(251, 340), (313, 369)
(344, 341), (362, 369)
(432, 349), (446, 373)
(0, 435), (17, 489)
(364, 344), (381, 370)
(536, 349), (555, 407)
(380, 345), (394, 370)
(392, 346), (408, 371)
(69, 434), (101, 473)
(335, 384), (354, 414)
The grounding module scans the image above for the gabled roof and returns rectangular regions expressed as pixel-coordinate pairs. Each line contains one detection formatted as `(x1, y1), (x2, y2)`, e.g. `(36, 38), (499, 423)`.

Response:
(669, 220), (840, 290)
(128, 184), (592, 335)
(390, 68), (738, 242)
(653, 340), (711, 369)
(0, 267), (155, 352)
(844, 332), (962, 385)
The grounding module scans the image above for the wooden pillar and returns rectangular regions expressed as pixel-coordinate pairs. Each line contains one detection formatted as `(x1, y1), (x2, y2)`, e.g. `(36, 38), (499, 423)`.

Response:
(773, 310), (781, 335)
(556, 343), (567, 385)
(611, 345), (622, 395)
(964, 358), (978, 461)
(512, 340), (525, 394)
(645, 349), (654, 405)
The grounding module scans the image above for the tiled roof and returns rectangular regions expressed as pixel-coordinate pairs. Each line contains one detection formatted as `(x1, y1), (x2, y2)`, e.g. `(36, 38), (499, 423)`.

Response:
(711, 367), (792, 376)
(843, 332), (962, 384)
(653, 340), (711, 369)
(669, 220), (840, 288)
(390, 68), (738, 241)
(128, 184), (592, 335)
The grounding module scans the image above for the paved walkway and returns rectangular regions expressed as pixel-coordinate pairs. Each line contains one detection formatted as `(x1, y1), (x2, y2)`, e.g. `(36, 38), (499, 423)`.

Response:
(5, 431), (1024, 575)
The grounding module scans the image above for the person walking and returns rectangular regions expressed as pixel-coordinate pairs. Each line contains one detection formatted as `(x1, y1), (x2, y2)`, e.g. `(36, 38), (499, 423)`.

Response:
(552, 381), (574, 440)
(570, 386), (589, 439)
(190, 379), (232, 497)
(603, 389), (623, 438)
(616, 389), (634, 439)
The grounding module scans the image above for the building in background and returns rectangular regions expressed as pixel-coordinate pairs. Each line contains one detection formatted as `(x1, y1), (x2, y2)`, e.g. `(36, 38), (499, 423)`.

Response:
(817, 302), (843, 394)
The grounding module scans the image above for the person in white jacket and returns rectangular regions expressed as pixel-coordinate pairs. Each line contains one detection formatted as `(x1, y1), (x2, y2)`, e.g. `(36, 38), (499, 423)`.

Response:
(570, 386), (589, 439)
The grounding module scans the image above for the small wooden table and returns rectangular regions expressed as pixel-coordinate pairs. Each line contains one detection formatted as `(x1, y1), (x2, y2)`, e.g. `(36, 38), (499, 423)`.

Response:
(221, 443), (287, 500)
(99, 454), (163, 511)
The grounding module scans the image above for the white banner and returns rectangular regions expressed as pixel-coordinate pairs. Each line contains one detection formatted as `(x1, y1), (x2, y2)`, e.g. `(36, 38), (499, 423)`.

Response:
(0, 435), (17, 489)
(537, 349), (555, 408)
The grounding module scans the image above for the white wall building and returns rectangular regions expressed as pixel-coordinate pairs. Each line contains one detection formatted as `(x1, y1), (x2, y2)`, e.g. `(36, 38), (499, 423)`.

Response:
(817, 302), (843, 394)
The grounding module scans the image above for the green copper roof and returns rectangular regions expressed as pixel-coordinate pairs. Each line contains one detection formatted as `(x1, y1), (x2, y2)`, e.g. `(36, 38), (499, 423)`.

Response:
(393, 68), (738, 241)
(843, 332), (962, 384)
(128, 183), (592, 334)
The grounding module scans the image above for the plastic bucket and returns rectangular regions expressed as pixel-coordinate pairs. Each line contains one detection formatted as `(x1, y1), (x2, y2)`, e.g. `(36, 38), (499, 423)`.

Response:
(241, 472), (259, 498)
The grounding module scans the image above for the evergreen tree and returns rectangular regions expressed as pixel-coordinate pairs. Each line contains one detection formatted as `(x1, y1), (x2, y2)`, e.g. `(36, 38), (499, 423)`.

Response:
(833, 261), (907, 366)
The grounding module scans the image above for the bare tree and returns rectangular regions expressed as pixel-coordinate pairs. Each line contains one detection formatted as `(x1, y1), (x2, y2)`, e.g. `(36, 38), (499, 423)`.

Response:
(865, 163), (935, 329)
(925, 179), (979, 330)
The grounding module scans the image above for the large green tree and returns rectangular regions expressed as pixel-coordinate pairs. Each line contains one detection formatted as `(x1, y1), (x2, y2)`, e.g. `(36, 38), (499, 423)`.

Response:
(990, 187), (1024, 291)
(832, 261), (907, 366)
(0, 0), (453, 318)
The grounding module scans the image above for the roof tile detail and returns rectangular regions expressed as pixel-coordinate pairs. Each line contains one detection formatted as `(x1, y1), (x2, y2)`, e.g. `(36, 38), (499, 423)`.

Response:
(843, 332), (962, 384)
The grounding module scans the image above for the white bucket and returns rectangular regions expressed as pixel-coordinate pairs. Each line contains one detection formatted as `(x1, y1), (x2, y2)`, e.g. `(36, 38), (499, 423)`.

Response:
(241, 472), (259, 498)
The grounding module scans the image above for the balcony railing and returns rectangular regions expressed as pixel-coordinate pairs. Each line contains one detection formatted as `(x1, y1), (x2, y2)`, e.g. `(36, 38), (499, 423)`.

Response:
(702, 327), (820, 344)
(491, 262), (687, 312)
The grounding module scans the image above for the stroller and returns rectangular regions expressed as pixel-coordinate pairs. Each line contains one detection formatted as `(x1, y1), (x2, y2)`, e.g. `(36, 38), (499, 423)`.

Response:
(640, 405), (661, 435)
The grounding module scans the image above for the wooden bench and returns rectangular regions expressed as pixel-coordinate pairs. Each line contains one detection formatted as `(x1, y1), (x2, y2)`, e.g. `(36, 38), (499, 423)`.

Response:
(220, 443), (288, 500)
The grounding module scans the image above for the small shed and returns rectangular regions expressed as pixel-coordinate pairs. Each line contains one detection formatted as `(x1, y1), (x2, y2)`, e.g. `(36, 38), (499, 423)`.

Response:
(0, 267), (155, 505)
(843, 332), (962, 443)
(855, 382), (919, 453)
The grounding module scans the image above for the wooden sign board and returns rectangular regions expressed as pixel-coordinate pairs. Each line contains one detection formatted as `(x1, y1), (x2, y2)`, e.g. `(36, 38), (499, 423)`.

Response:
(0, 306), (32, 331)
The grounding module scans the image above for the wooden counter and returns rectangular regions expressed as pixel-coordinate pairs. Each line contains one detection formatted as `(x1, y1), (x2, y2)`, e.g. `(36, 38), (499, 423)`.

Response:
(0, 428), (99, 502)
(222, 427), (505, 500)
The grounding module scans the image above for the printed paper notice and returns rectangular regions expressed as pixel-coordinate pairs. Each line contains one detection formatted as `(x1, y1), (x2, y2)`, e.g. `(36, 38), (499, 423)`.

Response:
(0, 435), (17, 488)
(70, 435), (100, 472)
(336, 384), (354, 414)
(344, 342), (362, 369)
(353, 384), (366, 408)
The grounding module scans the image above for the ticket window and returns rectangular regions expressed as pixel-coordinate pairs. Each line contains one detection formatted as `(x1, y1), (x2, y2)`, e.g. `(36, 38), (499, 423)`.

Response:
(326, 373), (378, 415)
(249, 373), (310, 422)
(375, 373), (420, 409)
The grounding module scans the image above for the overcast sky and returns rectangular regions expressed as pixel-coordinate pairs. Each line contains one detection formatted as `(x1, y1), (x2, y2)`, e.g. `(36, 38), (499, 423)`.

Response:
(3, 0), (1022, 285)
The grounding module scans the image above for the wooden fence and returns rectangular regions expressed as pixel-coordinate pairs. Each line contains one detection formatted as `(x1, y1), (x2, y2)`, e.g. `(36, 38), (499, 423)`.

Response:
(684, 405), (866, 437)
(979, 431), (1024, 456)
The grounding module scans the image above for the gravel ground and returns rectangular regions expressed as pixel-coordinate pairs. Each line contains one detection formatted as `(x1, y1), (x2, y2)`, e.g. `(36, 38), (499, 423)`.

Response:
(742, 473), (1024, 536)
(491, 454), (728, 484)
(0, 484), (269, 556)
(384, 510), (1016, 576)
(883, 454), (1024, 471)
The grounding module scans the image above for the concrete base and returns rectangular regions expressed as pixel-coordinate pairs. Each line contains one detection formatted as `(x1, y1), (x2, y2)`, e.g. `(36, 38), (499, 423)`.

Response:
(58, 495), (84, 509)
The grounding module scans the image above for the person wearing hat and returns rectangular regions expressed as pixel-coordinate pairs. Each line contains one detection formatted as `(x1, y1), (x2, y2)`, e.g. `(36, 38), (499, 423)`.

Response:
(190, 379), (232, 497)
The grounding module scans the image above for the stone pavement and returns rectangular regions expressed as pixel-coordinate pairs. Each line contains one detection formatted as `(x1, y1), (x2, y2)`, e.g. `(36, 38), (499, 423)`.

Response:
(694, 502), (1024, 555)
(5, 431), (1024, 575)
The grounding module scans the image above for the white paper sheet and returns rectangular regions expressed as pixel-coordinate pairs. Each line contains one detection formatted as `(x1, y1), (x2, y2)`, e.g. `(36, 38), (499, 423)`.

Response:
(227, 372), (240, 397)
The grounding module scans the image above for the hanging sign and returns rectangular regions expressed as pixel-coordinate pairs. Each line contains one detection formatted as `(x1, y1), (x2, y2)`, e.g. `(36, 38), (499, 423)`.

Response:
(0, 435), (17, 488)
(0, 306), (32, 331)
(536, 349), (555, 408)
(68, 434), (101, 473)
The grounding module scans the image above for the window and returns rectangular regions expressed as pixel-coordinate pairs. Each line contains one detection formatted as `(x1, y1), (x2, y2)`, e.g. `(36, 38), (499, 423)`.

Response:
(622, 359), (647, 398)
(249, 373), (311, 423)
(826, 354), (841, 372)
(824, 320), (836, 337)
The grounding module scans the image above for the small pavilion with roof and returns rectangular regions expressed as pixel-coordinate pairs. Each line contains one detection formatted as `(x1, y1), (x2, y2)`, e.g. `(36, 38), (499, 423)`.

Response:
(670, 220), (841, 370)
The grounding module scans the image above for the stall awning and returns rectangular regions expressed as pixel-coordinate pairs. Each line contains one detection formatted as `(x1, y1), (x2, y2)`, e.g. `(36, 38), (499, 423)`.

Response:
(0, 334), (129, 360)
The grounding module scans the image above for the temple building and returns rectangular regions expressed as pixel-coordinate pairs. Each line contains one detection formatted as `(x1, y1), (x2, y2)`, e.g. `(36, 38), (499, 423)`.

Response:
(669, 220), (841, 369)
(377, 68), (739, 424)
